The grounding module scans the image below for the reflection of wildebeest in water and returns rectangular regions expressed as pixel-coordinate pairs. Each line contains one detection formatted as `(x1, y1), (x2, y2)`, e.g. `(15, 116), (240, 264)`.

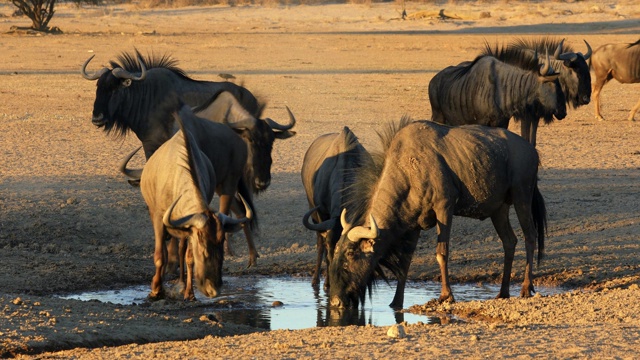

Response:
(481, 38), (592, 146)
(301, 127), (372, 289)
(82, 52), (296, 268)
(590, 39), (640, 121)
(329, 118), (547, 310)
(140, 97), (249, 300)
(429, 51), (566, 142)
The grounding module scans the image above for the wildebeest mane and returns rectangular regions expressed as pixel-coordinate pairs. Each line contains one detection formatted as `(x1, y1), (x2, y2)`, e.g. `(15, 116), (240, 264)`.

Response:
(111, 49), (189, 78)
(509, 37), (574, 54)
(480, 42), (540, 72)
(343, 116), (415, 294)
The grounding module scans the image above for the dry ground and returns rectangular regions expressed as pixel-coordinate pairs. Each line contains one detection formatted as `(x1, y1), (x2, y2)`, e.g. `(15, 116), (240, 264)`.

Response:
(1, 1), (639, 358)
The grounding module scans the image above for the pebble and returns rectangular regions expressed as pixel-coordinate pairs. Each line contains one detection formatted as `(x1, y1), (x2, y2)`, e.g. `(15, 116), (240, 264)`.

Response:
(387, 324), (406, 338)
(272, 301), (284, 307)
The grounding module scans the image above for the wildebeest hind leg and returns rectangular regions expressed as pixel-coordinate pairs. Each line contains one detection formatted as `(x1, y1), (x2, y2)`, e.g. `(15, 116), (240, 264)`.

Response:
(230, 197), (259, 267)
(435, 212), (455, 303)
(513, 199), (538, 298)
(149, 217), (167, 300)
(490, 204), (517, 299)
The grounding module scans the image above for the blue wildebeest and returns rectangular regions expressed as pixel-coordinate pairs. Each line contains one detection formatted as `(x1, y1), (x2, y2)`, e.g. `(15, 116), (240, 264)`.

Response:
(82, 51), (296, 267)
(140, 97), (250, 300)
(328, 118), (547, 309)
(428, 51), (566, 136)
(481, 38), (592, 146)
(590, 39), (640, 121)
(301, 126), (372, 289)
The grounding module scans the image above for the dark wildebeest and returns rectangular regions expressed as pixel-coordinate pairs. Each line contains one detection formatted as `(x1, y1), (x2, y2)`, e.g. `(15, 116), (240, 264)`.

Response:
(328, 118), (547, 310)
(590, 39), (640, 121)
(140, 100), (250, 300)
(300, 126), (372, 289)
(82, 51), (296, 267)
(429, 51), (567, 136)
(481, 38), (592, 146)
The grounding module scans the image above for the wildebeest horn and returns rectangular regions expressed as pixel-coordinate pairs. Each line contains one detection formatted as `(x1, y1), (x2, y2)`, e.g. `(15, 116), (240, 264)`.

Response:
(340, 208), (352, 235)
(111, 56), (147, 81)
(347, 213), (379, 242)
(265, 106), (296, 131)
(163, 195), (208, 230)
(81, 55), (109, 81)
(579, 40), (592, 60)
(553, 38), (565, 60)
(118, 146), (143, 181)
(539, 49), (554, 76)
(302, 206), (336, 232)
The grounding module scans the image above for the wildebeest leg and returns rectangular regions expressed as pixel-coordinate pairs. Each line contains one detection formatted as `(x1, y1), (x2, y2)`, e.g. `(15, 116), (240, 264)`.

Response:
(592, 71), (613, 121)
(165, 236), (179, 276)
(628, 97), (640, 121)
(219, 194), (236, 257)
(389, 231), (419, 310)
(513, 195), (538, 298)
(230, 196), (259, 267)
(311, 231), (325, 288)
(184, 240), (195, 301)
(529, 119), (539, 148)
(490, 204), (517, 299)
(435, 212), (455, 303)
(178, 237), (188, 292)
(149, 217), (167, 300)
(519, 117), (531, 144)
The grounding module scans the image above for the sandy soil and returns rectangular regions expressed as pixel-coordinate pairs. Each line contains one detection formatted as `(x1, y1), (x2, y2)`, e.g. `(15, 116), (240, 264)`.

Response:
(1, 0), (639, 358)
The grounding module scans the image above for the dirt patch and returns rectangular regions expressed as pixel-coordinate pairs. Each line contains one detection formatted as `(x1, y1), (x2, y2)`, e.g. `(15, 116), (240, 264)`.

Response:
(1, 1), (639, 358)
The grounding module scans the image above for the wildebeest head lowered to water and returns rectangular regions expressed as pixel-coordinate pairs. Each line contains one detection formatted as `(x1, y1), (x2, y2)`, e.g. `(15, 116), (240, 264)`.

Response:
(328, 118), (547, 310)
(590, 39), (640, 122)
(300, 126), (372, 289)
(429, 50), (566, 132)
(140, 100), (250, 300)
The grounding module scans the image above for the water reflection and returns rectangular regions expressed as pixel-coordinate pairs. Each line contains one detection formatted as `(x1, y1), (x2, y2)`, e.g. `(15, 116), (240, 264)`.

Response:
(59, 276), (564, 330)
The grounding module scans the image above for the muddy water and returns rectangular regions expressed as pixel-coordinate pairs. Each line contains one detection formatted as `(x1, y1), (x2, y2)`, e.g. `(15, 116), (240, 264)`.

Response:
(59, 276), (563, 330)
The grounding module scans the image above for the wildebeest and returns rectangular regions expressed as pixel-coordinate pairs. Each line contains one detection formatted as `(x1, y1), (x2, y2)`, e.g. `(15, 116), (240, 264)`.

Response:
(82, 51), (296, 267)
(429, 51), (566, 136)
(590, 39), (640, 121)
(300, 126), (372, 289)
(328, 118), (547, 309)
(140, 99), (249, 300)
(481, 38), (592, 145)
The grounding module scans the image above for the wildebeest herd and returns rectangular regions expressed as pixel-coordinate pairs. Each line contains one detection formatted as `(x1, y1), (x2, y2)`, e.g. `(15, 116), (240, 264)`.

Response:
(81, 37), (639, 310)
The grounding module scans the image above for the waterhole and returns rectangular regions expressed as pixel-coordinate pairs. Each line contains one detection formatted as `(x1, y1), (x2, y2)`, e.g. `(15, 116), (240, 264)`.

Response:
(59, 276), (563, 330)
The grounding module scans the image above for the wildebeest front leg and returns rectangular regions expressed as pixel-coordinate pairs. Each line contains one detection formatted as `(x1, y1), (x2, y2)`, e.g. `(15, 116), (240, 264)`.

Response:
(390, 231), (419, 309)
(184, 240), (195, 301)
(491, 205), (517, 299)
(230, 196), (259, 267)
(592, 72), (612, 121)
(435, 213), (455, 303)
(513, 199), (539, 298)
(149, 217), (167, 300)
(219, 194), (236, 257)
(629, 97), (640, 121)
(311, 231), (325, 288)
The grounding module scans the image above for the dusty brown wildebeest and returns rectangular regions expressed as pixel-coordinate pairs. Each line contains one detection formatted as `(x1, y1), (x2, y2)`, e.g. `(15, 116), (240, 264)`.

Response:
(328, 118), (547, 309)
(140, 99), (250, 300)
(590, 39), (640, 121)
(300, 126), (372, 289)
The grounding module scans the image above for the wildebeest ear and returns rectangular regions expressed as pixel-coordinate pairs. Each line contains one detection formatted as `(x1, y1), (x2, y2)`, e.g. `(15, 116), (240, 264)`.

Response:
(122, 79), (132, 87)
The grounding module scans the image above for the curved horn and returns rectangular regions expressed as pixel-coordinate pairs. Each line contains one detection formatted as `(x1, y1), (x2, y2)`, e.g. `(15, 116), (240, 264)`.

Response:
(553, 38), (565, 60)
(579, 40), (592, 60)
(265, 106), (296, 131)
(111, 56), (147, 81)
(539, 49), (554, 76)
(118, 146), (143, 180)
(340, 208), (352, 236)
(81, 55), (108, 81)
(347, 213), (379, 242)
(163, 195), (208, 229)
(302, 206), (336, 232)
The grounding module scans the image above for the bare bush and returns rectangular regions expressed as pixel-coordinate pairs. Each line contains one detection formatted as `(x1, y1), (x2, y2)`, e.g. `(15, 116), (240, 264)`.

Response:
(10, 0), (57, 31)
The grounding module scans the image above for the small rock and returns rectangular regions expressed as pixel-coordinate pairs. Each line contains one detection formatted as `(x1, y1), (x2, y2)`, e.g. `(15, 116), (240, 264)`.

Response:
(628, 284), (639, 290)
(387, 324), (406, 338)
(470, 334), (479, 341)
(272, 301), (284, 307)
(12, 297), (22, 305)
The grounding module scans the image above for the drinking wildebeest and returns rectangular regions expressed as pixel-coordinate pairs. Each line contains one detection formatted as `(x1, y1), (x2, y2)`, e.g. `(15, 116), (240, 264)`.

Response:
(328, 118), (547, 309)
(590, 39), (640, 121)
(82, 51), (296, 267)
(140, 97), (250, 300)
(481, 38), (592, 146)
(429, 51), (566, 134)
(301, 126), (372, 289)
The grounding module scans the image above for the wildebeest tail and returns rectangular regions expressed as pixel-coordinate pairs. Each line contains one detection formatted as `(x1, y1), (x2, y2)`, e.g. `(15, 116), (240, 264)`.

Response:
(532, 184), (547, 265)
(237, 178), (259, 231)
